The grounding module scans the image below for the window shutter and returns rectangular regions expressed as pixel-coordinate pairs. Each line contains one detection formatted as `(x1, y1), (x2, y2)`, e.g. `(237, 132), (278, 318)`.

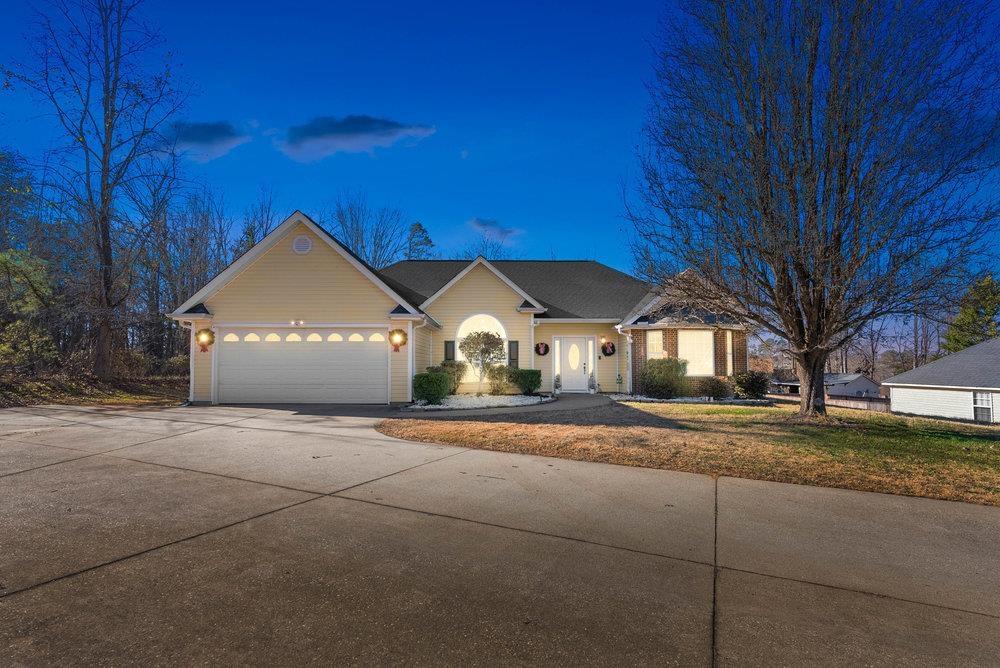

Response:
(508, 341), (519, 368)
(444, 340), (455, 361)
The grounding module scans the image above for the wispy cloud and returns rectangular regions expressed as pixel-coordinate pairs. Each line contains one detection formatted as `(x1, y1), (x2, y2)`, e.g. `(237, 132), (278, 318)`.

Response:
(279, 114), (435, 161)
(169, 121), (250, 162)
(468, 217), (521, 245)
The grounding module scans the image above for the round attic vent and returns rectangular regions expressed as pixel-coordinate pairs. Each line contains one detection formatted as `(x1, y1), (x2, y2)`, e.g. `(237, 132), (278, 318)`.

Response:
(292, 235), (313, 255)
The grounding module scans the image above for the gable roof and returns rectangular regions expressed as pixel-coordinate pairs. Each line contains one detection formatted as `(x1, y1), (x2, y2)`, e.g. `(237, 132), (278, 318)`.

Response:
(884, 338), (1000, 390)
(168, 211), (422, 318)
(380, 259), (651, 319)
(415, 257), (545, 311)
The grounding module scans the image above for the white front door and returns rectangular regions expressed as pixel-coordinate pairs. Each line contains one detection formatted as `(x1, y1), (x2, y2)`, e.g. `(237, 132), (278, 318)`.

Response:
(558, 336), (590, 392)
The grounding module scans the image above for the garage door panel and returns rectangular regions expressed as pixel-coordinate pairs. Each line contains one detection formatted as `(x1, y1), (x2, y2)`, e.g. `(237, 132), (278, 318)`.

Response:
(216, 329), (389, 404)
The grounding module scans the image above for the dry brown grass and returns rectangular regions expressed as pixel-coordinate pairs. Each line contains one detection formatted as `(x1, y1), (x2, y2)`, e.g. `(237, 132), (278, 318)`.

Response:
(377, 401), (1000, 506)
(0, 374), (188, 408)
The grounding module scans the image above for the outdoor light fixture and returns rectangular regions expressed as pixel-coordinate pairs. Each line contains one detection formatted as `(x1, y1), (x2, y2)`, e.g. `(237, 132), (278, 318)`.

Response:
(289, 319), (304, 326)
(388, 328), (407, 352)
(600, 336), (607, 344)
(195, 328), (215, 352)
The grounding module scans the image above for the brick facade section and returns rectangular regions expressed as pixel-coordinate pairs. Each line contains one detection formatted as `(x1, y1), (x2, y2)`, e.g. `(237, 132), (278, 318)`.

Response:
(713, 330), (728, 376)
(628, 327), (748, 393)
(665, 329), (678, 358)
(630, 330), (647, 394)
(733, 330), (748, 374)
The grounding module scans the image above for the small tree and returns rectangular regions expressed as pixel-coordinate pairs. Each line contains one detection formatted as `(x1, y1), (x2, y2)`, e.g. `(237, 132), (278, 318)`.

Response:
(458, 331), (505, 395)
(942, 275), (1000, 353)
(405, 222), (435, 260)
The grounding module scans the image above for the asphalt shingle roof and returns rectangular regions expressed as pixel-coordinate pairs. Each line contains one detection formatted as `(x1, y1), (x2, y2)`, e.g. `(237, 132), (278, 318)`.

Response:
(884, 338), (1000, 389)
(379, 260), (652, 319)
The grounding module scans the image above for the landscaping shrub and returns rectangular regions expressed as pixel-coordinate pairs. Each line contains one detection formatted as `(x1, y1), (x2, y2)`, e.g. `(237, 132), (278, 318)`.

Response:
(639, 358), (688, 399)
(697, 376), (731, 400)
(163, 354), (189, 376)
(733, 370), (770, 399)
(486, 364), (513, 395)
(512, 368), (542, 395)
(427, 360), (466, 394)
(412, 372), (450, 404)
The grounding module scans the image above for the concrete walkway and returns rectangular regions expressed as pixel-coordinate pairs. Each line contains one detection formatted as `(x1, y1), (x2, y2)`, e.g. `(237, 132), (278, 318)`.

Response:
(1, 404), (997, 665)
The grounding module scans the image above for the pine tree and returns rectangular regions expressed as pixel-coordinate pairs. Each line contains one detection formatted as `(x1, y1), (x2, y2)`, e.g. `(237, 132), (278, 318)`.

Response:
(405, 222), (435, 260)
(942, 275), (1000, 353)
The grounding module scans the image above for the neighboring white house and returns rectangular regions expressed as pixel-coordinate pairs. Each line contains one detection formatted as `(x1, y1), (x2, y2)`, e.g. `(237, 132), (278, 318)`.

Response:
(772, 373), (881, 398)
(883, 338), (1000, 424)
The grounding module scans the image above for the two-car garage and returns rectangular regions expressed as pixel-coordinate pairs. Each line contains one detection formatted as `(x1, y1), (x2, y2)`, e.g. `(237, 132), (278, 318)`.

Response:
(214, 328), (389, 404)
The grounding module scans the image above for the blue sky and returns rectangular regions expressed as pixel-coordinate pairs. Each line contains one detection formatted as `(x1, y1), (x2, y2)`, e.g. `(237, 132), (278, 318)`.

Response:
(0, 0), (665, 270)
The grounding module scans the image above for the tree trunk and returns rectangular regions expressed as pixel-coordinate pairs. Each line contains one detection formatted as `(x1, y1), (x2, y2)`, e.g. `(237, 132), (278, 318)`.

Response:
(93, 317), (114, 379)
(795, 350), (828, 416)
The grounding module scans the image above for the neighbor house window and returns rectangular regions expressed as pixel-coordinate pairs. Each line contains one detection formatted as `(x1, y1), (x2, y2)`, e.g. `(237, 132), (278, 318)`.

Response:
(973, 392), (992, 423)
(677, 329), (715, 376)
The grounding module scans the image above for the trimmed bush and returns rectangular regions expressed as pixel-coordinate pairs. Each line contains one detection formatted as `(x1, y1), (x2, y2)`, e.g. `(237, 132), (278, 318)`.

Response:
(412, 372), (450, 404)
(426, 360), (467, 394)
(486, 364), (513, 395)
(697, 376), (731, 400)
(733, 370), (770, 399)
(512, 368), (542, 395)
(639, 358), (688, 399)
(163, 354), (189, 376)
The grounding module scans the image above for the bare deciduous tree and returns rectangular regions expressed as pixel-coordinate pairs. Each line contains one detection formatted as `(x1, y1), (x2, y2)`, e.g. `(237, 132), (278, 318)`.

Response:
(323, 190), (407, 269)
(8, 0), (183, 377)
(232, 185), (279, 259)
(629, 0), (999, 415)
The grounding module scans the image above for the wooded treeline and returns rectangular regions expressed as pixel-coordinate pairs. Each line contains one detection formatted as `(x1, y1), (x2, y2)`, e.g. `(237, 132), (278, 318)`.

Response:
(0, 0), (455, 381)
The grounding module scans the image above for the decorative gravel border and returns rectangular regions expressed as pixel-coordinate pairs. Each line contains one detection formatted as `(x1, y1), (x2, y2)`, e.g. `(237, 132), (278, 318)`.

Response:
(403, 395), (558, 412)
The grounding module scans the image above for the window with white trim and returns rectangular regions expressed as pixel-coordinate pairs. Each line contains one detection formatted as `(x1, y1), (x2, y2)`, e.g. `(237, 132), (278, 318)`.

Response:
(973, 392), (992, 423)
(456, 314), (507, 383)
(646, 330), (663, 358)
(677, 330), (715, 376)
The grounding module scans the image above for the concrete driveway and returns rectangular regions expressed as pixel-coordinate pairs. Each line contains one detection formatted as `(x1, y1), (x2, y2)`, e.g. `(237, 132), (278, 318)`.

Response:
(1, 404), (997, 665)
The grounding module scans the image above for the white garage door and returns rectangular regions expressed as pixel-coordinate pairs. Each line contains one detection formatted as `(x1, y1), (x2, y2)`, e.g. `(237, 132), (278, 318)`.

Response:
(216, 328), (389, 404)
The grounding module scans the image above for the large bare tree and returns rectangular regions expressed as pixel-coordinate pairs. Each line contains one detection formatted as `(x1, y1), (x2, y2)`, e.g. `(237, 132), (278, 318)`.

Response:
(323, 190), (407, 269)
(630, 0), (998, 415)
(8, 0), (182, 377)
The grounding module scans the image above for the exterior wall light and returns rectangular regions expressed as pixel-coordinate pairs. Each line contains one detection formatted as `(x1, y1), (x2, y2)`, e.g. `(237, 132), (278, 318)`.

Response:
(388, 328), (408, 352)
(195, 328), (215, 352)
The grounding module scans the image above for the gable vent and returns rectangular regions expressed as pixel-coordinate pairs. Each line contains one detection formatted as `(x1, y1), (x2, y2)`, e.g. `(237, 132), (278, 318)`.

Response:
(292, 235), (313, 255)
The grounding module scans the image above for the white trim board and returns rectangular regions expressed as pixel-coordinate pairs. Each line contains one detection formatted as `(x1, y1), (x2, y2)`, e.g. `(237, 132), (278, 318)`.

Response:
(170, 211), (420, 318)
(419, 257), (545, 311)
(535, 318), (620, 324)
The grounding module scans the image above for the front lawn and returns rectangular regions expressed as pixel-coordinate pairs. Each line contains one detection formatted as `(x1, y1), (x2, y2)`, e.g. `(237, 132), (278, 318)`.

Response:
(376, 401), (1000, 506)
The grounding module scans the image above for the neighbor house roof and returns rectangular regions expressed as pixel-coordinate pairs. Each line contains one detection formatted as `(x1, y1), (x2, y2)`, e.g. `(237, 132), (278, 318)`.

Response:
(883, 338), (1000, 390)
(380, 259), (651, 319)
(773, 373), (874, 387)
